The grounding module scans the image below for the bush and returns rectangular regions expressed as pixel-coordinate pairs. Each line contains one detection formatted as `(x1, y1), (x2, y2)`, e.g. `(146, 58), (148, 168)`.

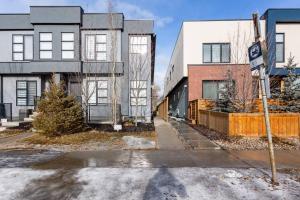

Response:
(33, 76), (84, 137)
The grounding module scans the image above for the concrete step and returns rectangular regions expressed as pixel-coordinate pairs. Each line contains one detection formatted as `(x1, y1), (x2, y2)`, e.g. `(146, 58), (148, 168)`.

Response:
(24, 117), (34, 122)
(1, 121), (20, 128)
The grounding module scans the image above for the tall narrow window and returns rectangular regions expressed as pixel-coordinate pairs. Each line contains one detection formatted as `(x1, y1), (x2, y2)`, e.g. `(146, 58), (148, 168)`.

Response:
(16, 81), (37, 106)
(85, 34), (107, 61)
(276, 33), (284, 63)
(62, 33), (74, 59)
(203, 43), (230, 63)
(87, 80), (108, 104)
(12, 35), (33, 61)
(40, 33), (52, 59)
(130, 80), (147, 106)
(130, 36), (148, 54)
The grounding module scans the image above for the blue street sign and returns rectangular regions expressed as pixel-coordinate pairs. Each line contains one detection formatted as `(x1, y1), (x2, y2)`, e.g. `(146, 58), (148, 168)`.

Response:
(248, 41), (264, 71)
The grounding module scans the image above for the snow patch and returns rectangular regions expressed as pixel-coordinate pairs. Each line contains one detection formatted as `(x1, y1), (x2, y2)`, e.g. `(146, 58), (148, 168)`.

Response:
(122, 136), (156, 149)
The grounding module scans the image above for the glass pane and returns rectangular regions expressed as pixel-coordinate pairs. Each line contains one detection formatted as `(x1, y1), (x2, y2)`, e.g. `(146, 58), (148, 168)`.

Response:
(96, 35), (106, 43)
(24, 36), (33, 60)
(17, 90), (27, 98)
(86, 35), (95, 60)
(62, 51), (74, 59)
(88, 81), (96, 104)
(218, 82), (226, 99)
(40, 33), (52, 41)
(203, 44), (211, 63)
(40, 42), (52, 50)
(13, 53), (23, 61)
(13, 44), (23, 52)
(221, 44), (230, 62)
(98, 98), (107, 104)
(97, 89), (107, 97)
(17, 98), (27, 106)
(62, 42), (74, 50)
(27, 82), (37, 106)
(96, 43), (106, 52)
(62, 33), (74, 41)
(98, 81), (107, 89)
(130, 89), (138, 97)
(276, 34), (284, 42)
(138, 98), (147, 106)
(203, 81), (218, 100)
(96, 52), (106, 61)
(17, 81), (27, 89)
(40, 51), (52, 59)
(130, 44), (147, 54)
(212, 44), (221, 63)
(276, 43), (284, 62)
(139, 89), (147, 97)
(13, 35), (23, 43)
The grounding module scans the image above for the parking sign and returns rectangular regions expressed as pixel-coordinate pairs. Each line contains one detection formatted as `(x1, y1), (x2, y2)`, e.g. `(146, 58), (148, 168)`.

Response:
(248, 41), (264, 71)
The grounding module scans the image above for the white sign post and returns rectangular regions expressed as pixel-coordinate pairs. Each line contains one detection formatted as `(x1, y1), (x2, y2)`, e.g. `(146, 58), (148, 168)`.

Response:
(251, 13), (277, 184)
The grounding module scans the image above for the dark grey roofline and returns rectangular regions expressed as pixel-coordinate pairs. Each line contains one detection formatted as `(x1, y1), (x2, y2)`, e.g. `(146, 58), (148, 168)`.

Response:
(30, 6), (83, 8)
(261, 8), (300, 19)
(0, 13), (29, 15)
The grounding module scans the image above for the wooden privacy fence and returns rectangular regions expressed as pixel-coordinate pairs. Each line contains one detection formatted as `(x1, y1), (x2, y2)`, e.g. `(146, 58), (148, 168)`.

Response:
(157, 97), (168, 121)
(198, 110), (300, 138)
(188, 99), (215, 124)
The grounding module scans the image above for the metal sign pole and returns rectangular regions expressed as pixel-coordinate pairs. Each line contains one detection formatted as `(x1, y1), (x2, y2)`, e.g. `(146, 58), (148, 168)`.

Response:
(252, 13), (277, 184)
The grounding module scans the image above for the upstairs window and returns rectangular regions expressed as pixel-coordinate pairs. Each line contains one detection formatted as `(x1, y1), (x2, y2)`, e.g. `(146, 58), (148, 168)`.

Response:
(276, 33), (285, 63)
(16, 80), (37, 106)
(39, 33), (52, 59)
(62, 33), (75, 59)
(130, 80), (147, 106)
(203, 43), (230, 63)
(130, 36), (148, 54)
(12, 35), (33, 61)
(85, 34), (107, 61)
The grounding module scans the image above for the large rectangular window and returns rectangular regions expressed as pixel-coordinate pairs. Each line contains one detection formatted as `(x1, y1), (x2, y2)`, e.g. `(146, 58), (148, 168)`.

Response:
(203, 80), (234, 100)
(62, 33), (74, 59)
(12, 35), (33, 61)
(16, 81), (37, 106)
(87, 80), (108, 104)
(203, 43), (230, 63)
(130, 36), (148, 54)
(276, 33), (284, 63)
(130, 80), (147, 106)
(39, 33), (52, 59)
(85, 34), (107, 61)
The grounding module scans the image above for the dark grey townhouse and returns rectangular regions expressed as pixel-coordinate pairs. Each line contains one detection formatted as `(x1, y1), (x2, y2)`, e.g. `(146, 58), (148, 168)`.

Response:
(0, 6), (156, 123)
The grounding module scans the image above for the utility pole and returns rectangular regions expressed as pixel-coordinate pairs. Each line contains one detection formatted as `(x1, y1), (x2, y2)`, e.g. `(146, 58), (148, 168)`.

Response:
(252, 13), (277, 184)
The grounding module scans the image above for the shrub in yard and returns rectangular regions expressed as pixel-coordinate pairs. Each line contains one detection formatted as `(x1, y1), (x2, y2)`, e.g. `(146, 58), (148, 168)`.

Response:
(33, 76), (84, 137)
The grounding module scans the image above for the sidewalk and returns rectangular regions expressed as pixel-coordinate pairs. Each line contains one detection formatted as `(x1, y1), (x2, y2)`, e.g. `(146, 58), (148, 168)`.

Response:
(169, 118), (220, 150)
(154, 118), (185, 150)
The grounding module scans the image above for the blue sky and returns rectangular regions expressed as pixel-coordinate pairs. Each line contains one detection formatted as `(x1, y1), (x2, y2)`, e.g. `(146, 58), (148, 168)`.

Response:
(2, 0), (300, 94)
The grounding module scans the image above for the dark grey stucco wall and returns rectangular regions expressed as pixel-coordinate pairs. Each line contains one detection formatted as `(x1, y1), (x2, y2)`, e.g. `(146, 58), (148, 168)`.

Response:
(168, 78), (188, 118)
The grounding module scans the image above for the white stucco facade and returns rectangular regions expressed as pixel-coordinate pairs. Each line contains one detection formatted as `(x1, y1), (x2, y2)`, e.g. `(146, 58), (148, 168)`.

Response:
(164, 20), (265, 97)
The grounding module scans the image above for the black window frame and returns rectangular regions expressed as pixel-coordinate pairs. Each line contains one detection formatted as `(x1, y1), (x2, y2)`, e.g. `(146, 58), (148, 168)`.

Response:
(203, 43), (231, 64)
(202, 80), (235, 100)
(275, 33), (285, 63)
(85, 34), (107, 61)
(16, 80), (37, 106)
(87, 80), (108, 105)
(130, 80), (147, 106)
(61, 32), (75, 60)
(39, 32), (53, 60)
(12, 34), (34, 61)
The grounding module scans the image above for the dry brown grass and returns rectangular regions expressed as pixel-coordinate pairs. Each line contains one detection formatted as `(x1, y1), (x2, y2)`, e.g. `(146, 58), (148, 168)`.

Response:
(23, 130), (156, 145)
(0, 129), (24, 138)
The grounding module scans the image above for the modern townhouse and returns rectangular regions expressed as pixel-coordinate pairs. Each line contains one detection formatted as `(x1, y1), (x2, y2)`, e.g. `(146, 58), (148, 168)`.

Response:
(0, 6), (156, 122)
(164, 8), (300, 119)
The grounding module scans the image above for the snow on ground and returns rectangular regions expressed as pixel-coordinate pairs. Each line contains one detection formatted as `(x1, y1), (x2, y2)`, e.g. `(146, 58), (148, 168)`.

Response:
(0, 167), (299, 200)
(0, 168), (55, 200)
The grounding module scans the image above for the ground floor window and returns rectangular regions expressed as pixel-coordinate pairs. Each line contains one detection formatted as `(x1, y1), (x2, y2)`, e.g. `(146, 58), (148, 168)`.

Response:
(202, 80), (234, 100)
(130, 80), (147, 106)
(16, 80), (37, 106)
(87, 80), (108, 104)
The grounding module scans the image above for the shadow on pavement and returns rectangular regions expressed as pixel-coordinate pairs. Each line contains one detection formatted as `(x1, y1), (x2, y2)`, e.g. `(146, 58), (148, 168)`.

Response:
(143, 167), (188, 200)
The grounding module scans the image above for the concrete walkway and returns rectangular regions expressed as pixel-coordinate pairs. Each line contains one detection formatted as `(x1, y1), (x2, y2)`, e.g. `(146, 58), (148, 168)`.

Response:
(169, 118), (220, 150)
(154, 118), (185, 150)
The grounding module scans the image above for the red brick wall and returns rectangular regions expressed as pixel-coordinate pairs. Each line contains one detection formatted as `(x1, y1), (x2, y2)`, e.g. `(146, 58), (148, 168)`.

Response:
(188, 64), (253, 101)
